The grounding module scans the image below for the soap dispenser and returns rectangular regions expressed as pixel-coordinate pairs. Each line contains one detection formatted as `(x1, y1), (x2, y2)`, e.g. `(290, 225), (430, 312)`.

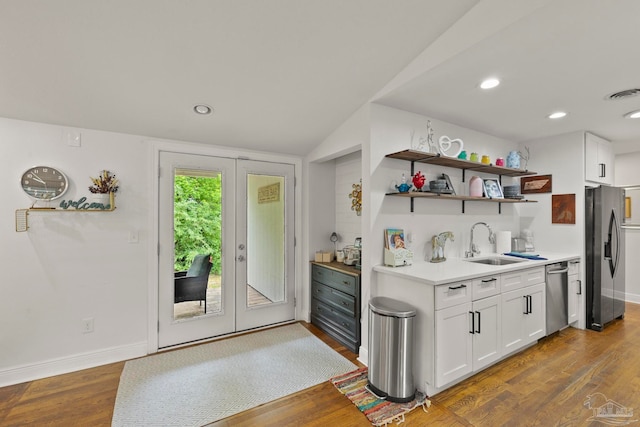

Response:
(469, 176), (483, 197)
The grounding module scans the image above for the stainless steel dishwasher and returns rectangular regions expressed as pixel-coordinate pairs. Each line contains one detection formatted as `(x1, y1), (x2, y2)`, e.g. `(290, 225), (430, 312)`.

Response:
(546, 262), (569, 334)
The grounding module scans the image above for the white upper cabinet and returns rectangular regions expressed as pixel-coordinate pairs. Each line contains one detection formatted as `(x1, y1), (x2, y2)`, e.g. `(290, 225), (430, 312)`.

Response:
(585, 132), (614, 185)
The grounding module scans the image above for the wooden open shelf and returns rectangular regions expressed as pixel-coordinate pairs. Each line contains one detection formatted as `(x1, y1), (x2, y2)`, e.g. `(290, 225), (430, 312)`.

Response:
(384, 149), (538, 213)
(385, 149), (536, 178)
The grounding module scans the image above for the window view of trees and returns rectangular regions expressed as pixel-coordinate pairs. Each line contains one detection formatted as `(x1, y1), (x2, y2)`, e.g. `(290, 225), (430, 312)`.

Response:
(173, 174), (222, 274)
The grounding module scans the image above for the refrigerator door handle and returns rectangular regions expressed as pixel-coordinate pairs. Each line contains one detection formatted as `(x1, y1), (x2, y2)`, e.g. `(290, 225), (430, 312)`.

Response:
(612, 209), (620, 277)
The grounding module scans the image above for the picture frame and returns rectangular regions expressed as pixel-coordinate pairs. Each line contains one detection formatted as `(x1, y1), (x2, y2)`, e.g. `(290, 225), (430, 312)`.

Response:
(483, 178), (504, 199)
(520, 174), (552, 194)
(441, 173), (456, 195)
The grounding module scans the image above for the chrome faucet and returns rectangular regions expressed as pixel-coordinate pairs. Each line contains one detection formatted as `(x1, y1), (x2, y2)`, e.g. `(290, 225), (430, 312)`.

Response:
(465, 222), (496, 258)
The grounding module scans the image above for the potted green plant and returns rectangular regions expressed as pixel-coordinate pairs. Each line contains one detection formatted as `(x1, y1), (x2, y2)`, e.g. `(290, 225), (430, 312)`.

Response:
(89, 170), (119, 208)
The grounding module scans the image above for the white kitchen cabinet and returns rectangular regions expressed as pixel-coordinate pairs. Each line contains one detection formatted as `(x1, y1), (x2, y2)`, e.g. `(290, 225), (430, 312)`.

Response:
(585, 132), (614, 185)
(435, 302), (473, 387)
(435, 276), (502, 387)
(568, 260), (581, 325)
(501, 283), (546, 356)
(471, 294), (502, 371)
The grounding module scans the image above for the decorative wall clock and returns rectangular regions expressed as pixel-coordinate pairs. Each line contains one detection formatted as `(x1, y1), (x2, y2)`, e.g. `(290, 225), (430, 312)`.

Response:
(21, 166), (69, 200)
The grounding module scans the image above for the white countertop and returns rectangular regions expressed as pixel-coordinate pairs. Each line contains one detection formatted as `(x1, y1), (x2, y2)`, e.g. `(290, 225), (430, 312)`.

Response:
(373, 252), (580, 286)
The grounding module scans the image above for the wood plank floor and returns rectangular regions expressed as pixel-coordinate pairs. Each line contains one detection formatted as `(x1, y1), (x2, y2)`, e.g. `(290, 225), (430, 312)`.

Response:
(1, 303), (639, 426)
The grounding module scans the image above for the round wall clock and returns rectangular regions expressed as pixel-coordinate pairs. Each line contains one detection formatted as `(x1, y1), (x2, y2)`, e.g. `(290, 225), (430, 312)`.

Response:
(21, 166), (69, 200)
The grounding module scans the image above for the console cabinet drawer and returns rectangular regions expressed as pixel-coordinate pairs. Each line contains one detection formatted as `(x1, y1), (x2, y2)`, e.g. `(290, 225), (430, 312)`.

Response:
(312, 281), (356, 316)
(312, 266), (357, 296)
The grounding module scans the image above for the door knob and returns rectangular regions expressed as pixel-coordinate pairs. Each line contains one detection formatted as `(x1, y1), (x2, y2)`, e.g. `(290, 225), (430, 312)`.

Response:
(238, 255), (246, 262)
(238, 244), (245, 250)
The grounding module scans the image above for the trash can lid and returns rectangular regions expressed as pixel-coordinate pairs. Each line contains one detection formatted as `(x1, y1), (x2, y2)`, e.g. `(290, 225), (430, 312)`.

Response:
(369, 296), (417, 318)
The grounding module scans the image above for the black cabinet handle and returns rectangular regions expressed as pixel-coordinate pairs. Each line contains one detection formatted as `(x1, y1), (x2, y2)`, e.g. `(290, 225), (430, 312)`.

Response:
(577, 280), (582, 295)
(469, 311), (475, 334)
(475, 311), (481, 334)
(599, 163), (606, 178)
(481, 278), (497, 283)
(449, 284), (467, 290)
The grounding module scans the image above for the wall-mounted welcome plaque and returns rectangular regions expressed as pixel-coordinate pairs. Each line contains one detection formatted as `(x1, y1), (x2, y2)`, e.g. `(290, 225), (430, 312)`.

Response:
(258, 182), (280, 204)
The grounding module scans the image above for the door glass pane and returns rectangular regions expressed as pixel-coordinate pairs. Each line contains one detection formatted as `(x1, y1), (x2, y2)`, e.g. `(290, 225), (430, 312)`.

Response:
(246, 174), (285, 307)
(173, 168), (223, 320)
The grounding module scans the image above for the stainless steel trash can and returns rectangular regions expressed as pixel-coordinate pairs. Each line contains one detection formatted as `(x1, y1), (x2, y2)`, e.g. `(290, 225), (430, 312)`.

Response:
(368, 296), (416, 402)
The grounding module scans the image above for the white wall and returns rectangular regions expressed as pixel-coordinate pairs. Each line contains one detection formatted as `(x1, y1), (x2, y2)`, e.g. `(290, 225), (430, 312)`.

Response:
(517, 131), (585, 254)
(0, 117), (149, 385)
(335, 151), (362, 250)
(616, 150), (640, 303)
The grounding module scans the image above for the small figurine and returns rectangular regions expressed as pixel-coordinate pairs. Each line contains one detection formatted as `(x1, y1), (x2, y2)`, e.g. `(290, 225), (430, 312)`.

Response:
(395, 174), (413, 193)
(412, 171), (426, 191)
(431, 231), (454, 263)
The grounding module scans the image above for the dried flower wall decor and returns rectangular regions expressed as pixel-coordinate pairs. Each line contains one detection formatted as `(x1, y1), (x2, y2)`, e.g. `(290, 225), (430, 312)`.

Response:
(89, 170), (119, 194)
(349, 179), (362, 216)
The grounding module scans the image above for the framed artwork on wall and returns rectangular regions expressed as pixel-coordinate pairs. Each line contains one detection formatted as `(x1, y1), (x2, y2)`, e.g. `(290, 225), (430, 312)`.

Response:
(552, 194), (576, 224)
(521, 174), (552, 194)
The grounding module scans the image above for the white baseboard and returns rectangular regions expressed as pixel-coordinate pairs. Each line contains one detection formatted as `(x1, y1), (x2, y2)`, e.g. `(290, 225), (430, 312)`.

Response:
(626, 293), (640, 304)
(0, 341), (147, 387)
(358, 346), (368, 367)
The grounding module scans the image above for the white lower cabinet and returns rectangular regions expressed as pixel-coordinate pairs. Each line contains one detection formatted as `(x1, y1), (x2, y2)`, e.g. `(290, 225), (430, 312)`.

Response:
(501, 283), (546, 356)
(435, 267), (545, 389)
(568, 261), (581, 325)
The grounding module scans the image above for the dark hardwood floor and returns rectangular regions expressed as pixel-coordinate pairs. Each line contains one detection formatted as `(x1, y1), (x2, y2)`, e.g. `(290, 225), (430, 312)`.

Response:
(1, 303), (639, 426)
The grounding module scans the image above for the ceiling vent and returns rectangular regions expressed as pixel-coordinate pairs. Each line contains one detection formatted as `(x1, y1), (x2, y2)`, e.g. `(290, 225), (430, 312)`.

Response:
(606, 88), (640, 100)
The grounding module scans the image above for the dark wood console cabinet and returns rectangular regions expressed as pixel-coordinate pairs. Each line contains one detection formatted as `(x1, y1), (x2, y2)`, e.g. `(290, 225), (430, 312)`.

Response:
(310, 261), (361, 353)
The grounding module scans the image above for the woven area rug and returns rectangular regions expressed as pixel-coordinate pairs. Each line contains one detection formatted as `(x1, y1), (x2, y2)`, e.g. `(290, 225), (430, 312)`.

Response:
(112, 323), (357, 426)
(331, 367), (430, 427)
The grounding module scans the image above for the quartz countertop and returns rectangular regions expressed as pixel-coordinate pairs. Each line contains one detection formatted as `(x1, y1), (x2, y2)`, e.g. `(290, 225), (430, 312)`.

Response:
(373, 252), (580, 286)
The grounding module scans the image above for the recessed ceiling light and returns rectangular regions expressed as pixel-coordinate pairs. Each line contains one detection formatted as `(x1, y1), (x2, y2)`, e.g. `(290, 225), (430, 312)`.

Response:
(193, 104), (213, 115)
(480, 78), (500, 89)
(548, 111), (567, 119)
(624, 110), (640, 119)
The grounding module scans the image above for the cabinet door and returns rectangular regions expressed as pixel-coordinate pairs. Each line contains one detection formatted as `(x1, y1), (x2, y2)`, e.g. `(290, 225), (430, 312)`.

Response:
(501, 288), (527, 355)
(568, 274), (580, 325)
(585, 133), (614, 185)
(524, 283), (546, 343)
(435, 302), (472, 387)
(472, 295), (502, 371)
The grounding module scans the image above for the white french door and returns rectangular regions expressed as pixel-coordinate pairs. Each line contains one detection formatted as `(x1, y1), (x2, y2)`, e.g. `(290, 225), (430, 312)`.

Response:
(158, 152), (295, 348)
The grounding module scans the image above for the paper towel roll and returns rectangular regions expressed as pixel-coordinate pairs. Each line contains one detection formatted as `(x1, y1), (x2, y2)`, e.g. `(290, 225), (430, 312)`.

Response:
(496, 231), (512, 254)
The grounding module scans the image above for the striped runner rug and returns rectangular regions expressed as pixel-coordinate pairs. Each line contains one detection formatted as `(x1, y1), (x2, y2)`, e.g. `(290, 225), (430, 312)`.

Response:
(331, 367), (430, 426)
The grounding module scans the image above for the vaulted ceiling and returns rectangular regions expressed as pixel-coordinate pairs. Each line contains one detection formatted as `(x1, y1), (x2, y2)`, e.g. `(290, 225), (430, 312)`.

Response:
(1, 0), (639, 156)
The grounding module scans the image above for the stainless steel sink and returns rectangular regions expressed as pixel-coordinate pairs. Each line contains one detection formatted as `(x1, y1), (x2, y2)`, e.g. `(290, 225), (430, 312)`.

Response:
(465, 256), (524, 265)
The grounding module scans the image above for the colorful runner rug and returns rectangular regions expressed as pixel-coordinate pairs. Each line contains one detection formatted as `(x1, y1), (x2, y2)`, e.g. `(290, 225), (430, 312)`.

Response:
(331, 367), (430, 426)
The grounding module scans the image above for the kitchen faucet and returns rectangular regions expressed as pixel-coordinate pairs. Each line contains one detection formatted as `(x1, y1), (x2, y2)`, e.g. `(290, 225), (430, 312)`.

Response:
(465, 222), (496, 258)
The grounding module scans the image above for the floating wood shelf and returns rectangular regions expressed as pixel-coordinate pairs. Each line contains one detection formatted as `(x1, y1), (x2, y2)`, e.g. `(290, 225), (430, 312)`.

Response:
(384, 149), (538, 213)
(385, 149), (536, 178)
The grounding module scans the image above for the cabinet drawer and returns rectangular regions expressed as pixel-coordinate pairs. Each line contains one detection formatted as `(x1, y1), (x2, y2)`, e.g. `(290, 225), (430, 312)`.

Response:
(312, 265), (357, 296)
(472, 275), (501, 300)
(311, 298), (357, 337)
(435, 281), (472, 310)
(312, 281), (357, 316)
(501, 267), (545, 293)
(568, 260), (580, 276)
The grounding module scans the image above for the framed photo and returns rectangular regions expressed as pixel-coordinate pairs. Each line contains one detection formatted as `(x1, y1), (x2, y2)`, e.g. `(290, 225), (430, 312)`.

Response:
(441, 173), (456, 195)
(520, 174), (552, 194)
(483, 179), (504, 199)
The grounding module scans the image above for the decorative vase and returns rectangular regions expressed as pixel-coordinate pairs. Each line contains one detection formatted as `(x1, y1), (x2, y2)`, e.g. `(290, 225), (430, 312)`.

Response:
(469, 176), (483, 197)
(506, 151), (520, 169)
(91, 193), (111, 209)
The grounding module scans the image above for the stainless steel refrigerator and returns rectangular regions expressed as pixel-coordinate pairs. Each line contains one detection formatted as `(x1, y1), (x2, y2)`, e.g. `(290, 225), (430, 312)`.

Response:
(585, 185), (626, 331)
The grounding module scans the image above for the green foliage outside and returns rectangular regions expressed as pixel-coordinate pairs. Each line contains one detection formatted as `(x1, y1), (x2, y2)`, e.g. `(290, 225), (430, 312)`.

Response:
(173, 175), (222, 274)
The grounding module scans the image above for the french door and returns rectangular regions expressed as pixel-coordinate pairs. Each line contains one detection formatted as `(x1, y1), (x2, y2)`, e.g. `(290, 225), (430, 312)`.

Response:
(158, 152), (295, 348)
